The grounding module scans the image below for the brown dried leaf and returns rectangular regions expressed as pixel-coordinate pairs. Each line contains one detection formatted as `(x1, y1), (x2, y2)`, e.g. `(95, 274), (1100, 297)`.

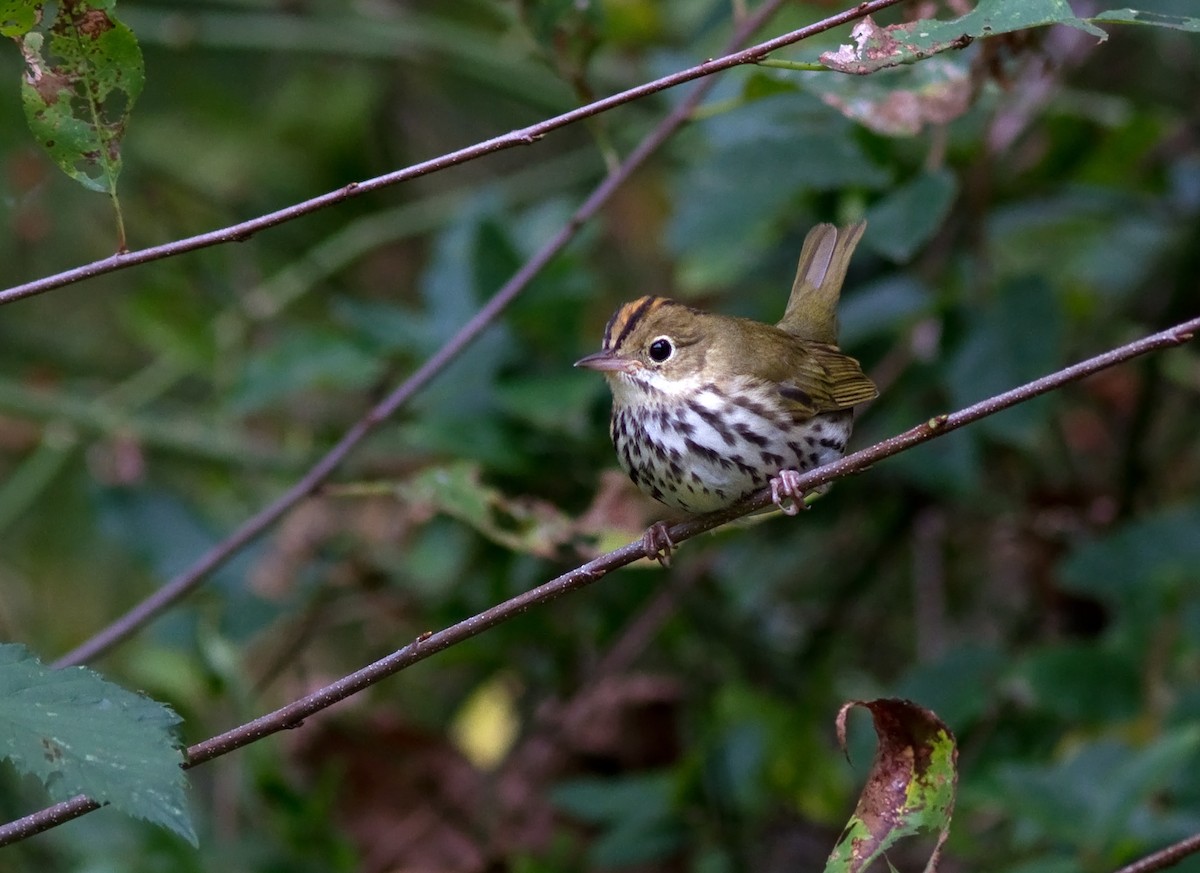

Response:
(827, 698), (958, 872)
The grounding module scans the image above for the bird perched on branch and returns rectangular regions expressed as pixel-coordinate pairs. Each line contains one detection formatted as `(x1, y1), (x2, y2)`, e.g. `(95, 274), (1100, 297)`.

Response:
(576, 221), (877, 557)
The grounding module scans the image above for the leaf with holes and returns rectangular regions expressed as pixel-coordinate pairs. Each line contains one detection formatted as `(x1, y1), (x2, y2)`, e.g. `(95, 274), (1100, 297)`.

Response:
(826, 699), (957, 873)
(818, 0), (1103, 75)
(1, 0), (37, 38)
(18, 1), (144, 195)
(0, 644), (195, 845)
(815, 1), (1199, 76)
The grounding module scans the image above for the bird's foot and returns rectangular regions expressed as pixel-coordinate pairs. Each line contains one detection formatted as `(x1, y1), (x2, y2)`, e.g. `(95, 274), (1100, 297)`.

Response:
(770, 470), (812, 516)
(642, 521), (674, 567)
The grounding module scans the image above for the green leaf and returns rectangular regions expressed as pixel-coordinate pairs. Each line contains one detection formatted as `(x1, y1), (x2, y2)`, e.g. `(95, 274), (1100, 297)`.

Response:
(520, 0), (604, 46)
(590, 816), (687, 868)
(0, 643), (195, 844)
(551, 772), (675, 824)
(838, 275), (933, 347)
(551, 772), (684, 866)
(892, 644), (1008, 729)
(392, 461), (576, 559)
(332, 297), (432, 355)
(947, 275), (1064, 445)
(818, 0), (1106, 75)
(813, 1), (1199, 78)
(1092, 8), (1200, 32)
(994, 731), (1200, 859)
(231, 325), (384, 413)
(864, 169), (958, 261)
(826, 699), (957, 873)
(18, 1), (144, 194)
(669, 94), (889, 291)
(95, 487), (277, 641)
(1, 0), (37, 38)
(987, 189), (1176, 302)
(1017, 643), (1141, 724)
(1059, 503), (1200, 606)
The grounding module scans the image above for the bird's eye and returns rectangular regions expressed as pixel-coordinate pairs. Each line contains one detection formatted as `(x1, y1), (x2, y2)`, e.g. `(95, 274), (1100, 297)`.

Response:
(648, 337), (674, 363)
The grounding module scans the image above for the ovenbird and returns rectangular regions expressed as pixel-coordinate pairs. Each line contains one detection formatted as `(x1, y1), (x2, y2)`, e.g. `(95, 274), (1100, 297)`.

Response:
(576, 221), (877, 522)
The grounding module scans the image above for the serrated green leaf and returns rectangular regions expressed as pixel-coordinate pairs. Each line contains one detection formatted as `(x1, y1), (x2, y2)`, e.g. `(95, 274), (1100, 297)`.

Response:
(18, 1), (144, 194)
(0, 643), (195, 844)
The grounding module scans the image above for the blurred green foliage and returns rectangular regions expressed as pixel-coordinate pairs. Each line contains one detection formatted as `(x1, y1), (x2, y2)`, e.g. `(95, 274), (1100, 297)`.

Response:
(1, 0), (1200, 871)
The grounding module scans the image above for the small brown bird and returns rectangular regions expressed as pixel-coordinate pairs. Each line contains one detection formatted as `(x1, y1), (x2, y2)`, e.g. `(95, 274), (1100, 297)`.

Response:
(576, 221), (877, 537)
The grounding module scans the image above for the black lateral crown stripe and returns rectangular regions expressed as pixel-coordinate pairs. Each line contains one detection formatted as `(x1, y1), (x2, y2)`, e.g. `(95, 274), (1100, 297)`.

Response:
(605, 296), (679, 352)
(606, 295), (658, 351)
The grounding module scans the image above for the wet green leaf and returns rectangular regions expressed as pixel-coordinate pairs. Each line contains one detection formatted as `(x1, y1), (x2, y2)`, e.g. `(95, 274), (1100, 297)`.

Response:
(0, 643), (195, 844)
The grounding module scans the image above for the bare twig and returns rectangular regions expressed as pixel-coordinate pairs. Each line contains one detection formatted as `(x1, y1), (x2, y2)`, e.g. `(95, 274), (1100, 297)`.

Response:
(1112, 832), (1200, 873)
(52, 0), (885, 668)
(0, 0), (908, 308)
(4, 315), (1195, 847)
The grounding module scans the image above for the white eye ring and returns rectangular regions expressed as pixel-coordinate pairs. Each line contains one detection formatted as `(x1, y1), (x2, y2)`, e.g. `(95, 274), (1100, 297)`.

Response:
(648, 336), (674, 363)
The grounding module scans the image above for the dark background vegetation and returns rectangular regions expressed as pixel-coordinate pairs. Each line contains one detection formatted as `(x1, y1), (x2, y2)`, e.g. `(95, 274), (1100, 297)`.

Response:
(2, 0), (1200, 870)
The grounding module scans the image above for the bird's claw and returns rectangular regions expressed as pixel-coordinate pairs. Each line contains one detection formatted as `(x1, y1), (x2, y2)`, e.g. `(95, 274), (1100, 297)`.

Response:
(770, 470), (810, 516)
(642, 521), (674, 567)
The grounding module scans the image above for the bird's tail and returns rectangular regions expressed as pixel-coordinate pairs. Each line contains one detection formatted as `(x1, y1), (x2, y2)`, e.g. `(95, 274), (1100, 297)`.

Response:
(778, 220), (867, 345)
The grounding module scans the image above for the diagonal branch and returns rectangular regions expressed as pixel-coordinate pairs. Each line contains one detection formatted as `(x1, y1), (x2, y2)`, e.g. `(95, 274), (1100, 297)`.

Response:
(1113, 831), (1200, 873)
(5, 315), (1196, 847)
(0, 0), (909, 308)
(51, 0), (897, 669)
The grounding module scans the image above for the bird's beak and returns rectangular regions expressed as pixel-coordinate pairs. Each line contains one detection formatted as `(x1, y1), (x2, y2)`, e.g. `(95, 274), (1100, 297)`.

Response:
(574, 349), (640, 373)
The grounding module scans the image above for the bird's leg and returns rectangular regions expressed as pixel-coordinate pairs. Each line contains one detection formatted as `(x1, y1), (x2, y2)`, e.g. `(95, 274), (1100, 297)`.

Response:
(770, 470), (811, 516)
(642, 521), (674, 567)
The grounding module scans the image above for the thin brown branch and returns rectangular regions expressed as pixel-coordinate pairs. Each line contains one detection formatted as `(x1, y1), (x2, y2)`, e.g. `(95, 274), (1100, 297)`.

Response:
(0, 0), (908, 308)
(4, 315), (1195, 847)
(1113, 832), (1200, 873)
(51, 0), (869, 669)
